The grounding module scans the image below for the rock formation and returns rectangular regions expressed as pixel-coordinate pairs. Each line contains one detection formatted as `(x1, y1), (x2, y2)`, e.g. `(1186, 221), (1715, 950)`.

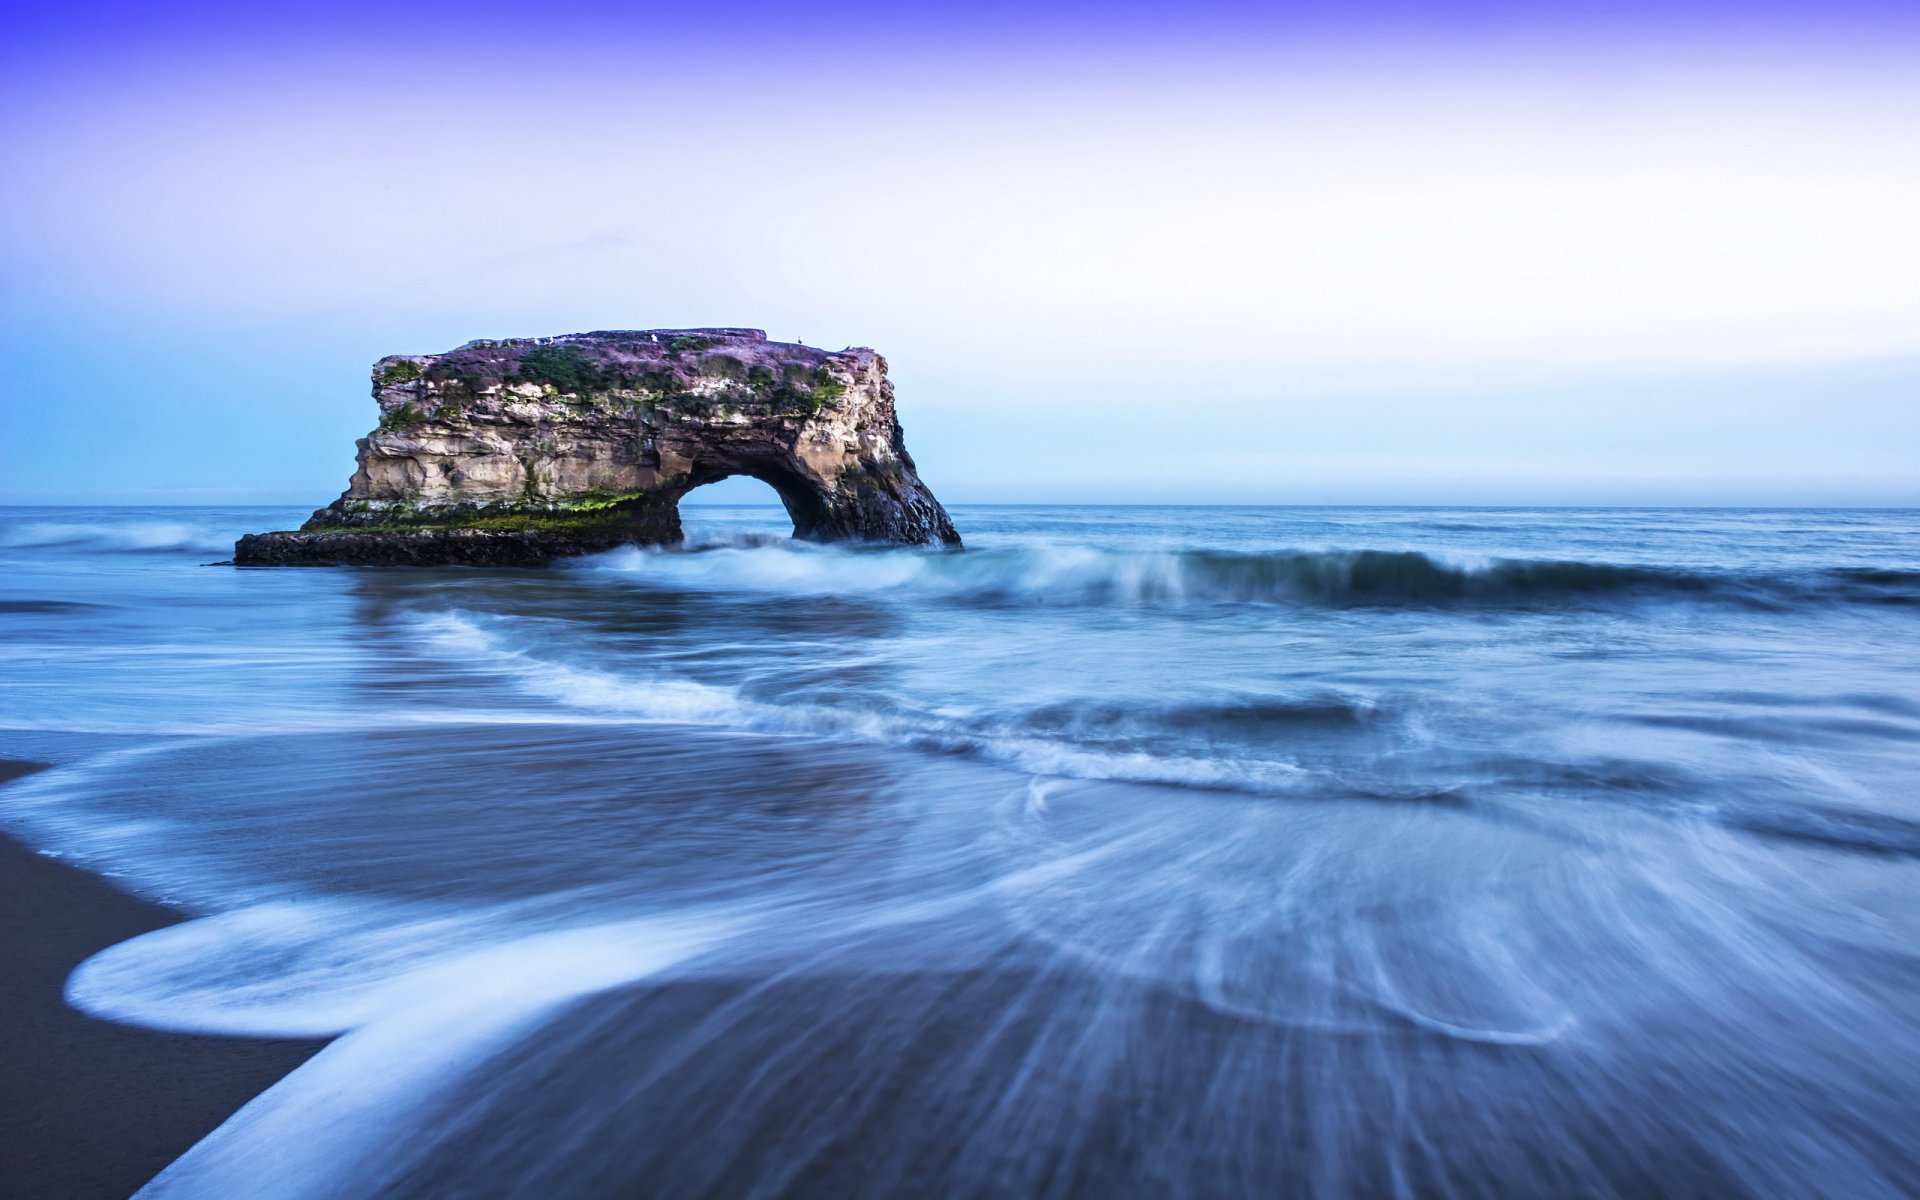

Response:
(236, 329), (960, 565)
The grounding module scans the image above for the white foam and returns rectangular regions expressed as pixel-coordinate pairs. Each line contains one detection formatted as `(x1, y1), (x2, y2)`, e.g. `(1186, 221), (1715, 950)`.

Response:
(130, 912), (744, 1199)
(413, 611), (1315, 796)
(576, 540), (1214, 605)
(418, 612), (753, 724)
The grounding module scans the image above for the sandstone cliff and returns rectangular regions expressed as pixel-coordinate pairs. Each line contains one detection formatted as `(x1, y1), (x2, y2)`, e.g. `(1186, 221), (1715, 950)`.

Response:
(236, 329), (959, 564)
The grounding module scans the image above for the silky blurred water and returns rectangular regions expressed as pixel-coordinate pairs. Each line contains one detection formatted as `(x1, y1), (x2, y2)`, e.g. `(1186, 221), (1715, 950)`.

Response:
(2, 504), (1917, 1199)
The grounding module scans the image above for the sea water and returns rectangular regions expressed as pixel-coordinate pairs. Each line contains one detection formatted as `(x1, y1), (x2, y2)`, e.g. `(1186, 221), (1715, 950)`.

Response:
(1, 505), (1917, 1198)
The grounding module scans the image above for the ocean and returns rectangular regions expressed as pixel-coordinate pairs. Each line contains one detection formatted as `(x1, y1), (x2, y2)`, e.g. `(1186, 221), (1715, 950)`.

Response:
(2, 504), (1917, 1198)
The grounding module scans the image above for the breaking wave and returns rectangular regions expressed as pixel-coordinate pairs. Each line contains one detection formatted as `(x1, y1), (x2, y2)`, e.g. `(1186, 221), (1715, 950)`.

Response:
(585, 542), (1920, 611)
(0, 520), (236, 555)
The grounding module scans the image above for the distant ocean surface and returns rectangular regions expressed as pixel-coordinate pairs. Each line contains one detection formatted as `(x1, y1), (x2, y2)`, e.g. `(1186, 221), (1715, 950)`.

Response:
(3, 504), (1918, 1199)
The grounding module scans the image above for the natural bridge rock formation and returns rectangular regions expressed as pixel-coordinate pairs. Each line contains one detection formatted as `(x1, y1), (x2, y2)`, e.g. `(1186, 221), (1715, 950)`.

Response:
(236, 329), (960, 565)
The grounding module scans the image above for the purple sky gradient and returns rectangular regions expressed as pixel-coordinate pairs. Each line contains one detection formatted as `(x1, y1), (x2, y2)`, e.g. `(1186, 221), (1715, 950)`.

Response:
(5, 1), (1919, 504)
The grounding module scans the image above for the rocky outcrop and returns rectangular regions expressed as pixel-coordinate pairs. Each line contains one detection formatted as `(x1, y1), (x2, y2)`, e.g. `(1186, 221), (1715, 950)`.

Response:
(236, 329), (960, 565)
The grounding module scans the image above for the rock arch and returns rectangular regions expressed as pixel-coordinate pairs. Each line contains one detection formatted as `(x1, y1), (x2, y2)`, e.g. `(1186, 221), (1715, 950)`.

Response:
(236, 329), (960, 565)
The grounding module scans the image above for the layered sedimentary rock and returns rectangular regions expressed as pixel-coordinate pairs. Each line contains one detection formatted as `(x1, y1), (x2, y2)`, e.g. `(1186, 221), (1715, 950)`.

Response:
(236, 329), (959, 564)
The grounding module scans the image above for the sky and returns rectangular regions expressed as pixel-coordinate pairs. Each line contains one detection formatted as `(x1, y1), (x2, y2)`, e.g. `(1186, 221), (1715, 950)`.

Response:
(3, 0), (1918, 505)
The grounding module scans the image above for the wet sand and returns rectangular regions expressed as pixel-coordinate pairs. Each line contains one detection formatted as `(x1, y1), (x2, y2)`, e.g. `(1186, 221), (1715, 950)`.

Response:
(0, 760), (329, 1200)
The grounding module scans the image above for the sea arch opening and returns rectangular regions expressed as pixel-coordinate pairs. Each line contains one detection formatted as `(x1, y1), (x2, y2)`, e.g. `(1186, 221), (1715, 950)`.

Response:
(673, 469), (824, 547)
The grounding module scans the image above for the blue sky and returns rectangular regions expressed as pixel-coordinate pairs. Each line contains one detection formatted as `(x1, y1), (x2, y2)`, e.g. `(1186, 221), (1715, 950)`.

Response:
(4, 1), (1918, 504)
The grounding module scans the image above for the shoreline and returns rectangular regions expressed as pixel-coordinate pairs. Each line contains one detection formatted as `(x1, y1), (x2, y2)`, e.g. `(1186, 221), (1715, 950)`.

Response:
(0, 760), (329, 1200)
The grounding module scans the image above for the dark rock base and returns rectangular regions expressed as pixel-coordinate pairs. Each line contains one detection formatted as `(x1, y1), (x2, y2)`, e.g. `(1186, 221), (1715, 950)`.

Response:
(233, 528), (658, 566)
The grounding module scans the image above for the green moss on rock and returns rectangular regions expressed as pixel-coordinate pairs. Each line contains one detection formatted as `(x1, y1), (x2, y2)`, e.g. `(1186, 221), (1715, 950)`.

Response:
(380, 403), (428, 430)
(514, 344), (605, 394)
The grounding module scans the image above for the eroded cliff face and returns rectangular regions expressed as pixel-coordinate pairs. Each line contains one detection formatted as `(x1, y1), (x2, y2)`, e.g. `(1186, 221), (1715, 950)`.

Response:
(236, 329), (959, 564)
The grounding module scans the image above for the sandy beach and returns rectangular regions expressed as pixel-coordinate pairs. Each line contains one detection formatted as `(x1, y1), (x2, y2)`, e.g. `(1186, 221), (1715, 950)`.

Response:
(0, 760), (328, 1200)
